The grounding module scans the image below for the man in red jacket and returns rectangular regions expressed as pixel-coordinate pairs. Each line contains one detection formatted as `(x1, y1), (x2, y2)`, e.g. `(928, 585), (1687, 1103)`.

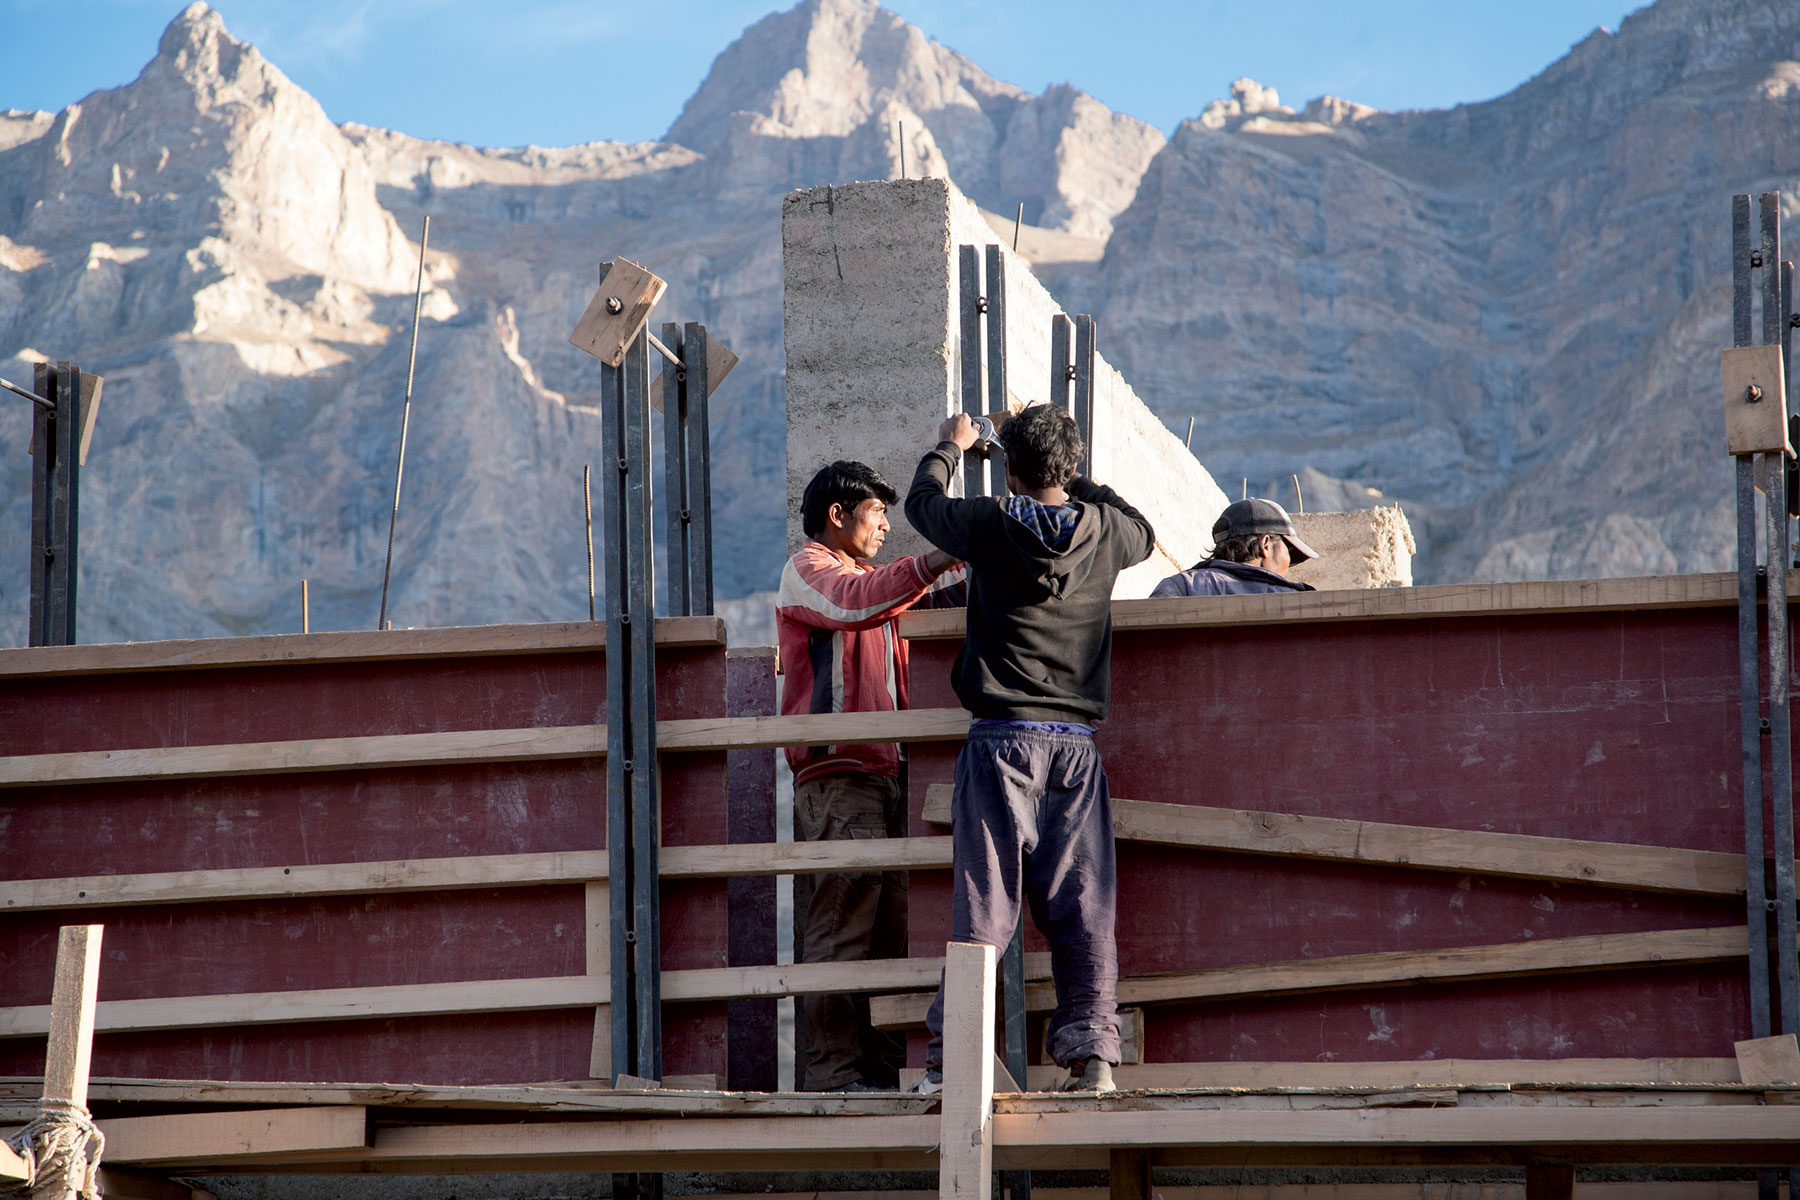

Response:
(777, 460), (962, 1091)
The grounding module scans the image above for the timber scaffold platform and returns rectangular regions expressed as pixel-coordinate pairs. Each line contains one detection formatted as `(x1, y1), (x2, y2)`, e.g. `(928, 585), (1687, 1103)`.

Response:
(6, 575), (1800, 1197)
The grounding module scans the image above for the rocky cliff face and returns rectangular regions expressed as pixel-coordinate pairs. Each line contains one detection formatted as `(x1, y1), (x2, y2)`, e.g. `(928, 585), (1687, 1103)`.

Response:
(1081, 0), (1800, 579)
(0, 0), (1795, 644)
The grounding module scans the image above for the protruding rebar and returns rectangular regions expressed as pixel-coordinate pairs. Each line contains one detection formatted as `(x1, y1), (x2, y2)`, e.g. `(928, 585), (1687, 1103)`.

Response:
(378, 214), (430, 631)
(301, 578), (309, 634)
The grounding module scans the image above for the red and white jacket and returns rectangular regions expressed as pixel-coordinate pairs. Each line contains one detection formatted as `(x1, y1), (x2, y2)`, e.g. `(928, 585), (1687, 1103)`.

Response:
(776, 542), (962, 784)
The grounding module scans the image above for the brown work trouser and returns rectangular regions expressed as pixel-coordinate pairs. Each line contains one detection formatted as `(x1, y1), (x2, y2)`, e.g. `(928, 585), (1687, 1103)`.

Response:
(795, 771), (908, 1090)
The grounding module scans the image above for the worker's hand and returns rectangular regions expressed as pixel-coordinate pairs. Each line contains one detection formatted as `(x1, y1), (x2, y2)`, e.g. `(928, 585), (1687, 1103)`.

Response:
(938, 412), (979, 451)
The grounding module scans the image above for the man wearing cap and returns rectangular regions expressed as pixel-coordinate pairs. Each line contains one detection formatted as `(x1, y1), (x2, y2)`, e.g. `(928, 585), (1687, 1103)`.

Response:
(1152, 498), (1319, 597)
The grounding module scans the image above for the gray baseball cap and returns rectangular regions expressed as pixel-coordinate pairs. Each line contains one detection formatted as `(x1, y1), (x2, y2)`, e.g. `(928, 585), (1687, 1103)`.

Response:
(1211, 498), (1320, 562)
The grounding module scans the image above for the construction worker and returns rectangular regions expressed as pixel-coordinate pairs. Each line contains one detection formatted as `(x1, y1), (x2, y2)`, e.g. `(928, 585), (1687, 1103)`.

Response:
(1151, 497), (1319, 596)
(904, 404), (1155, 1094)
(776, 460), (963, 1092)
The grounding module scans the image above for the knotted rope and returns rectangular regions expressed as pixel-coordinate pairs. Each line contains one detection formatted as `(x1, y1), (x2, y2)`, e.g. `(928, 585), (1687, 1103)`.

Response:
(2, 1099), (103, 1200)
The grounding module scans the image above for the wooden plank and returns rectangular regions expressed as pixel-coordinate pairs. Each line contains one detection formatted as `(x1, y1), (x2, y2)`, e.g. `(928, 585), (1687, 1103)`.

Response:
(95, 1168), (220, 1200)
(0, 709), (967, 790)
(897, 573), (1762, 641)
(1735, 1034), (1800, 1086)
(0, 837), (955, 913)
(0, 955), (1040, 1039)
(651, 331), (739, 406)
(568, 258), (667, 368)
(1110, 1148), (1152, 1200)
(922, 786), (1743, 897)
(42, 924), (103, 1107)
(1020, 1058), (1744, 1090)
(96, 1106), (369, 1165)
(1722, 344), (1791, 455)
(656, 708), (967, 752)
(871, 926), (1750, 1028)
(587, 881), (611, 1081)
(939, 942), (996, 1200)
(0, 616), (721, 680)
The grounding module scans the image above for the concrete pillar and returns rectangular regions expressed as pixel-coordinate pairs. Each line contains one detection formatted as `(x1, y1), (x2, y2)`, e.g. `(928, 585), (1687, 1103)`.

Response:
(1289, 505), (1417, 590)
(782, 177), (1228, 597)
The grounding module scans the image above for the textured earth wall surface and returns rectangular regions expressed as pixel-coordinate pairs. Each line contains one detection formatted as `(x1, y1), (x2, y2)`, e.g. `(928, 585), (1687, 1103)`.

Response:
(0, 0), (1796, 644)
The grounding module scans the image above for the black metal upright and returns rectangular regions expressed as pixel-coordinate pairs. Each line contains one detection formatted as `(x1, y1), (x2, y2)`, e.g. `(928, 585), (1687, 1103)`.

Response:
(662, 322), (715, 616)
(1762, 194), (1800, 1042)
(1072, 316), (1096, 477)
(27, 362), (83, 646)
(959, 245), (993, 497)
(1049, 313), (1072, 414)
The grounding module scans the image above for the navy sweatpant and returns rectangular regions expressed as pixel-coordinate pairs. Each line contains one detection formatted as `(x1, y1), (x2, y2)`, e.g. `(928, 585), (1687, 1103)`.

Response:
(923, 723), (1122, 1070)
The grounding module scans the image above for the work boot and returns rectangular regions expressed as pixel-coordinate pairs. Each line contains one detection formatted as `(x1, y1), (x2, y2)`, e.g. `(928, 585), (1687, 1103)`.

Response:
(1057, 1057), (1116, 1094)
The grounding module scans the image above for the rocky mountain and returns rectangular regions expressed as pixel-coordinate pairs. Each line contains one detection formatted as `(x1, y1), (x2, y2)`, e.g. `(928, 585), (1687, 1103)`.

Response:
(0, 0), (1795, 644)
(1071, 0), (1800, 578)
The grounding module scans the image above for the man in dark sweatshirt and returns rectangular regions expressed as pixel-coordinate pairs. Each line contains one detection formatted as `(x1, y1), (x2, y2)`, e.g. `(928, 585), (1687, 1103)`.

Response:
(904, 403), (1155, 1094)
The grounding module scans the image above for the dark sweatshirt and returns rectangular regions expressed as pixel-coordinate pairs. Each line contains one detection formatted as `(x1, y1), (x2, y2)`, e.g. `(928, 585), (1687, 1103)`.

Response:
(905, 443), (1156, 723)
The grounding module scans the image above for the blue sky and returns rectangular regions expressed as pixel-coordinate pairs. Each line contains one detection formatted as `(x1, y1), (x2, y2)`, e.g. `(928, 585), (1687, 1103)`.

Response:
(5, 0), (1645, 148)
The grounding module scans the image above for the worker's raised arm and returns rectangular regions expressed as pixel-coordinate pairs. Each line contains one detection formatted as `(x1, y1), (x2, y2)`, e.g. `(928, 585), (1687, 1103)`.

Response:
(905, 414), (983, 561)
(776, 546), (951, 631)
(1067, 475), (1156, 568)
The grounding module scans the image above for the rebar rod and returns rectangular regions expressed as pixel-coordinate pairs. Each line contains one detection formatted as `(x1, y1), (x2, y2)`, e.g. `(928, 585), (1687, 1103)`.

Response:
(377, 215), (430, 631)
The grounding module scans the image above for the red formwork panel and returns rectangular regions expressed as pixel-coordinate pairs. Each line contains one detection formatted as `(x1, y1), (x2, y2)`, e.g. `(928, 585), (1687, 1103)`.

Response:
(904, 605), (1762, 1066)
(0, 634), (730, 1086)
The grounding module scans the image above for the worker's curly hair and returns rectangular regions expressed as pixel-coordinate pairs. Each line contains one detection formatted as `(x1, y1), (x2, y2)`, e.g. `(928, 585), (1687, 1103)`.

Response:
(1208, 534), (1266, 563)
(999, 404), (1083, 489)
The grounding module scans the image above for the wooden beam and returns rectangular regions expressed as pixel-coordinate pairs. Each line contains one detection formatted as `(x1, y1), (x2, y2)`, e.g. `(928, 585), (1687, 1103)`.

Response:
(0, 837), (955, 913)
(1110, 1149), (1152, 1200)
(586, 881), (610, 1081)
(0, 1143), (27, 1183)
(0, 709), (967, 790)
(939, 942), (997, 1200)
(1014, 1057), (1745, 1090)
(0, 955), (1043, 1039)
(872, 925), (1750, 1028)
(42, 923), (103, 1107)
(923, 786), (1743, 897)
(93, 1106), (369, 1166)
(0, 616), (722, 680)
(1525, 1165), (1575, 1200)
(898, 573), (1757, 641)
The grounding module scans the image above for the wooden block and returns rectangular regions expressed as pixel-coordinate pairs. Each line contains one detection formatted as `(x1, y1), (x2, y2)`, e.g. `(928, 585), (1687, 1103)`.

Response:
(662, 1074), (727, 1091)
(75, 370), (102, 466)
(614, 1074), (661, 1090)
(586, 881), (611, 1081)
(939, 941), (996, 1200)
(1735, 1033), (1800, 1086)
(1722, 345), (1790, 455)
(43, 924), (103, 1107)
(93, 1105), (369, 1165)
(569, 258), (667, 367)
(991, 1054), (1020, 1094)
(650, 331), (739, 409)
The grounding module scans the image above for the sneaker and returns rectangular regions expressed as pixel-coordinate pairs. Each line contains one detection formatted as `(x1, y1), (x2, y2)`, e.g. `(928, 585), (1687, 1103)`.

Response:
(910, 1069), (944, 1095)
(1057, 1057), (1116, 1094)
(826, 1079), (890, 1093)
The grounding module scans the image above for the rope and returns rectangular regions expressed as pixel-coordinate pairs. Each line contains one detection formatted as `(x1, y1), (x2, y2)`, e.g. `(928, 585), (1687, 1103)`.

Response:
(2, 1099), (104, 1199)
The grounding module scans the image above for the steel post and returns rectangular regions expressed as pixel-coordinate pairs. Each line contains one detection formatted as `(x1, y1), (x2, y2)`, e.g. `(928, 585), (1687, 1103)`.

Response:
(684, 323), (714, 613)
(1073, 316), (1096, 477)
(602, 354), (636, 1078)
(622, 327), (663, 1080)
(1050, 313), (1072, 414)
(1762, 196), (1800, 1039)
(959, 244), (991, 496)
(662, 322), (690, 616)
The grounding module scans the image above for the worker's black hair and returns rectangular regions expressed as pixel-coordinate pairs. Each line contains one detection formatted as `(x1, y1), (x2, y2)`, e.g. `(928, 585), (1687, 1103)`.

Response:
(1000, 404), (1083, 489)
(1208, 534), (1266, 563)
(801, 460), (897, 538)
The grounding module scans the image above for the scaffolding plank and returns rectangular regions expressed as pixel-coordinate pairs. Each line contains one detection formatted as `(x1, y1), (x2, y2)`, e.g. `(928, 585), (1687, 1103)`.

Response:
(922, 787), (1742, 897)
(939, 942), (996, 1200)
